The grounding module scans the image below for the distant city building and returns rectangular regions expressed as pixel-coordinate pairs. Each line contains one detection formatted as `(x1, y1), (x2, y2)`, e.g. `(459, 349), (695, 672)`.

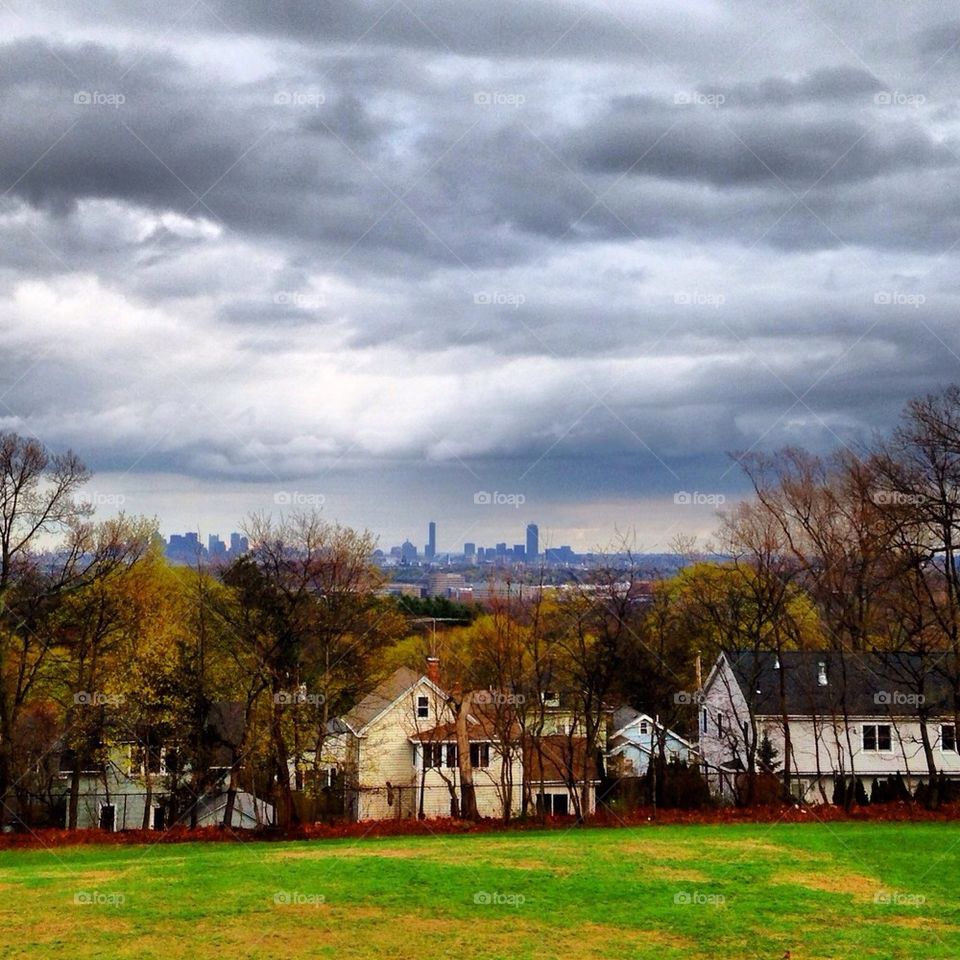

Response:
(165, 531), (248, 566)
(426, 572), (467, 598)
(526, 523), (539, 561)
(463, 542), (476, 558)
(400, 540), (419, 563)
(513, 544), (525, 561)
(495, 542), (507, 558)
(425, 521), (436, 560)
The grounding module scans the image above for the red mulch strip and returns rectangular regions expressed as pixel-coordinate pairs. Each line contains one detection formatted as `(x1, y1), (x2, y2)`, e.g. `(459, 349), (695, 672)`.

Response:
(3, 802), (959, 850)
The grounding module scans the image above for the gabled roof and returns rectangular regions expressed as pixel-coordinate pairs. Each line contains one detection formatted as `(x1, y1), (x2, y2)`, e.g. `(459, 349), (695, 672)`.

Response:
(342, 667), (445, 735)
(714, 650), (954, 717)
(608, 710), (697, 752)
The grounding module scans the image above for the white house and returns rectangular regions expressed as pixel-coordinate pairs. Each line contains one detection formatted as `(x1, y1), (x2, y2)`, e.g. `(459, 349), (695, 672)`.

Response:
(700, 650), (960, 803)
(607, 707), (698, 777)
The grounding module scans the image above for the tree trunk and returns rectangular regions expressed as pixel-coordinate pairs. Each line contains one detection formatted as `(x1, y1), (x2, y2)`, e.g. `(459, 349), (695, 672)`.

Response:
(455, 693), (478, 820)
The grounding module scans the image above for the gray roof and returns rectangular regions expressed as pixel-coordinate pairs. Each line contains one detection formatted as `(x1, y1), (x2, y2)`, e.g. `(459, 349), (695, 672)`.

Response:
(721, 650), (954, 717)
(343, 667), (427, 732)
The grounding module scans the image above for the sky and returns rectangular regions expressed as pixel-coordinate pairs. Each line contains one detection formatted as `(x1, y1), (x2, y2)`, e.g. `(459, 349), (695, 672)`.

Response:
(1, 1), (959, 553)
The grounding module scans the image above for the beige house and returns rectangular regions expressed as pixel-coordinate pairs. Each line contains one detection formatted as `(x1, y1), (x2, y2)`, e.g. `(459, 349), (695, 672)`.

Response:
(340, 663), (523, 821)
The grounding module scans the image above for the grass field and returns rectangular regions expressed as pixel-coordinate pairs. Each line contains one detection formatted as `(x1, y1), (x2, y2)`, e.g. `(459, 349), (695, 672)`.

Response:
(0, 823), (958, 959)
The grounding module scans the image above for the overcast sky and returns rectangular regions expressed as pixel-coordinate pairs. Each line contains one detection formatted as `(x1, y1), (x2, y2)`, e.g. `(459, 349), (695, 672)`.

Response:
(1, 1), (959, 552)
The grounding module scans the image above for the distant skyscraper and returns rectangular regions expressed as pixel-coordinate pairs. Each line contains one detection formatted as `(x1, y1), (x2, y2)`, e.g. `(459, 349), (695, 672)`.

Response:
(513, 544), (525, 561)
(401, 539), (418, 563)
(208, 534), (226, 557)
(526, 523), (539, 561)
(425, 521), (436, 560)
(464, 542), (476, 558)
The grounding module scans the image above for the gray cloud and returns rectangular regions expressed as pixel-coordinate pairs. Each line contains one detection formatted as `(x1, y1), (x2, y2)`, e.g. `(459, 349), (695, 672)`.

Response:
(1, 2), (959, 543)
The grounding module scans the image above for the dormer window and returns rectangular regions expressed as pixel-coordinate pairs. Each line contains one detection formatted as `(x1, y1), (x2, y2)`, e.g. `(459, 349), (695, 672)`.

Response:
(817, 661), (828, 686)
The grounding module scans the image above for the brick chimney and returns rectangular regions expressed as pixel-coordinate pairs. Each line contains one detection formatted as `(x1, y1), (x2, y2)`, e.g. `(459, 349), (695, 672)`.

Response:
(426, 656), (441, 686)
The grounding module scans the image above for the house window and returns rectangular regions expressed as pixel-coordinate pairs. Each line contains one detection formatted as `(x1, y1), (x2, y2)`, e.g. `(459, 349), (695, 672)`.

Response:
(417, 696), (429, 719)
(537, 793), (569, 816)
(99, 804), (116, 831)
(639, 720), (649, 736)
(863, 724), (892, 752)
(716, 714), (723, 737)
(423, 744), (443, 768)
(942, 724), (957, 752)
(470, 743), (490, 768)
(701, 708), (708, 733)
(445, 743), (458, 768)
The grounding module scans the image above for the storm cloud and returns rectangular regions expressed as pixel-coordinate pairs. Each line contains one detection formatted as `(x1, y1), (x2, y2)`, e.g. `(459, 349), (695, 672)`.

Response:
(1, 1), (959, 549)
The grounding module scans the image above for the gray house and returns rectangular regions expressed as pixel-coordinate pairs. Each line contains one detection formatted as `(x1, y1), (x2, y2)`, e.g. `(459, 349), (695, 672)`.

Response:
(700, 650), (960, 803)
(58, 702), (273, 830)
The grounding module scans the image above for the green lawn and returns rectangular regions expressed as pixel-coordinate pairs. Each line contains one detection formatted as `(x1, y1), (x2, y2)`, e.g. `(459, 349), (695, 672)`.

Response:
(0, 823), (958, 959)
